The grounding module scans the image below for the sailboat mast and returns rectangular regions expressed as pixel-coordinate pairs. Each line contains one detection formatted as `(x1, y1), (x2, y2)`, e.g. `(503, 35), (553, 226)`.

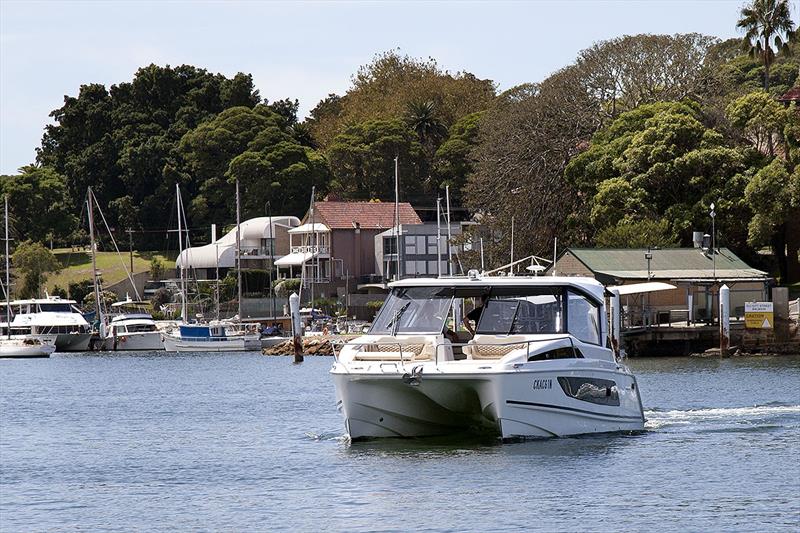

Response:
(87, 187), (103, 331)
(5, 195), (10, 340)
(176, 184), (187, 323)
(236, 179), (242, 323)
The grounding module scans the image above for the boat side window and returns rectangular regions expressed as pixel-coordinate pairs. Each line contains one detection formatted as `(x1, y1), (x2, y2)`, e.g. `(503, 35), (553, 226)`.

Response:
(566, 290), (601, 345)
(476, 288), (565, 335)
(558, 377), (619, 406)
(528, 347), (583, 361)
(38, 303), (73, 313)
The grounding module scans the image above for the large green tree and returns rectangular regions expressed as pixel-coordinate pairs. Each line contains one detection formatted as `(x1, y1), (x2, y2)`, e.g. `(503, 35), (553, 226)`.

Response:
(326, 119), (425, 201)
(37, 64), (261, 248)
(0, 165), (76, 244)
(564, 101), (754, 254)
(737, 0), (796, 91)
(178, 105), (329, 222)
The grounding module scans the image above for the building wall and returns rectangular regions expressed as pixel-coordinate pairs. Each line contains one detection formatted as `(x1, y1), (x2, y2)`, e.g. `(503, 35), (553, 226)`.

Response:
(331, 229), (380, 280)
(553, 252), (594, 277)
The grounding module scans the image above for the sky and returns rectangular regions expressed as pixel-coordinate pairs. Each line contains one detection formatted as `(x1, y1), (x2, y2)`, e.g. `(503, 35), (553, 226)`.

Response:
(0, 0), (782, 175)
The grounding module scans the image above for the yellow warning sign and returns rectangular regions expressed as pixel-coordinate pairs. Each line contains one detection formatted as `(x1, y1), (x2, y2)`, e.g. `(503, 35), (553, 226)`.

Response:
(745, 302), (773, 329)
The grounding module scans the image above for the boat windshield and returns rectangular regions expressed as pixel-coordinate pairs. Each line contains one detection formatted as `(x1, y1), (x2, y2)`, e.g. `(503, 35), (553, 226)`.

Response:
(369, 287), (454, 335)
(476, 288), (565, 335)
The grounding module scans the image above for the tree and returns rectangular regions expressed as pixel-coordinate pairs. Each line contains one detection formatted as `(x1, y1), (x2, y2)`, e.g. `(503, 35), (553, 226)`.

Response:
(726, 91), (788, 156)
(467, 66), (602, 265)
(149, 257), (164, 280)
(433, 111), (484, 203)
(744, 159), (800, 281)
(737, 0), (796, 91)
(11, 241), (61, 298)
(564, 101), (752, 251)
(308, 51), (495, 149)
(179, 105), (329, 222)
(595, 219), (679, 248)
(326, 119), (425, 200)
(0, 165), (76, 244)
(37, 64), (262, 249)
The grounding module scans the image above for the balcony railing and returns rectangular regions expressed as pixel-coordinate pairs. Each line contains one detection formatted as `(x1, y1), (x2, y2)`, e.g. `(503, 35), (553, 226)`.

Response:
(291, 245), (329, 255)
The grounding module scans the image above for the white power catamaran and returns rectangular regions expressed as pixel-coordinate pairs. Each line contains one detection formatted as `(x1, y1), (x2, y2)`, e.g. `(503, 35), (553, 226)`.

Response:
(331, 273), (644, 440)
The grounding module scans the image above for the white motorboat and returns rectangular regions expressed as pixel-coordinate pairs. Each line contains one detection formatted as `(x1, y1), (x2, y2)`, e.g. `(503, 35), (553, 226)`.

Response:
(0, 337), (56, 358)
(0, 296), (92, 352)
(331, 274), (645, 440)
(101, 298), (164, 351)
(161, 323), (261, 352)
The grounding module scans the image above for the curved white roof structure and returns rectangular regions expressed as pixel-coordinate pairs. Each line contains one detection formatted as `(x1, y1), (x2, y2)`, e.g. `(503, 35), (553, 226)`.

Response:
(176, 216), (300, 269)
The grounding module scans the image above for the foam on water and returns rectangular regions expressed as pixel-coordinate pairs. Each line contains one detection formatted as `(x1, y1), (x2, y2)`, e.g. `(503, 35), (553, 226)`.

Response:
(644, 403), (800, 430)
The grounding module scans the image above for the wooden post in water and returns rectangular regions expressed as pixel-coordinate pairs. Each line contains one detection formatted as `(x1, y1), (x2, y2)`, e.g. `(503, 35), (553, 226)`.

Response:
(289, 291), (303, 363)
(719, 284), (730, 356)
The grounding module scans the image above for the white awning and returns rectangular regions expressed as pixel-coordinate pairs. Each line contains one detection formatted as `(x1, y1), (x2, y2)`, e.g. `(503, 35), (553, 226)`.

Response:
(274, 251), (316, 266)
(608, 282), (677, 295)
(288, 223), (330, 234)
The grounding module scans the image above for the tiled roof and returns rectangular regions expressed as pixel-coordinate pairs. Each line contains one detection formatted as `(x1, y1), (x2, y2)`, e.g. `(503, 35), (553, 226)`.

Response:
(308, 201), (422, 230)
(778, 86), (800, 102)
(565, 248), (767, 280)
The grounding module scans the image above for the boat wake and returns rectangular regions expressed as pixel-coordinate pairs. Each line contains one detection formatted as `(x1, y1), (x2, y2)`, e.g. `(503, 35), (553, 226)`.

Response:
(644, 403), (800, 432)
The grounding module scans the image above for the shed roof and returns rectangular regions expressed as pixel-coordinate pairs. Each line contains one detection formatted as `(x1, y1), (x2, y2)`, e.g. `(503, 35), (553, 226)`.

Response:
(309, 201), (421, 230)
(562, 248), (767, 280)
(777, 86), (800, 102)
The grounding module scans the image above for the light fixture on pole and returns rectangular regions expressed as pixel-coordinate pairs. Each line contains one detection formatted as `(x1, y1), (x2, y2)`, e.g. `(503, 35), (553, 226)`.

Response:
(710, 202), (716, 281)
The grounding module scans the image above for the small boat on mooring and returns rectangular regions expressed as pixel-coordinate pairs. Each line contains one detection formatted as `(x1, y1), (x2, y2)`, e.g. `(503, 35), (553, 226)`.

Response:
(331, 272), (645, 440)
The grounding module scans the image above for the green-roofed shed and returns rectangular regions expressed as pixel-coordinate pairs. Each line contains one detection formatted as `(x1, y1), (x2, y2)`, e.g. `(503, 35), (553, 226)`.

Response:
(549, 247), (770, 326)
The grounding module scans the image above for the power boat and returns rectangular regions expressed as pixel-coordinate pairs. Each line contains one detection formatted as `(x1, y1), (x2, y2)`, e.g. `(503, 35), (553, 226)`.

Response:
(101, 297), (164, 351)
(331, 273), (645, 440)
(161, 322), (261, 352)
(0, 296), (92, 352)
(0, 337), (56, 358)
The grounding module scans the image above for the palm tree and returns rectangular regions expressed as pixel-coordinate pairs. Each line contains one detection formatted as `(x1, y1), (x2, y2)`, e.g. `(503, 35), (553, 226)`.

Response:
(737, 0), (796, 91)
(405, 100), (447, 145)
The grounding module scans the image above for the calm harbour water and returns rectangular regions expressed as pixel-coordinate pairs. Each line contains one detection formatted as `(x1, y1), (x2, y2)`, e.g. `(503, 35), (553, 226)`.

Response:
(1, 352), (798, 532)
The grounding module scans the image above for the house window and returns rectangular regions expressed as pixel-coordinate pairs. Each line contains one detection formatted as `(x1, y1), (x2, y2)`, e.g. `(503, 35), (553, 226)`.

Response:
(427, 236), (439, 255)
(384, 237), (397, 255)
(260, 238), (275, 256)
(405, 237), (416, 255)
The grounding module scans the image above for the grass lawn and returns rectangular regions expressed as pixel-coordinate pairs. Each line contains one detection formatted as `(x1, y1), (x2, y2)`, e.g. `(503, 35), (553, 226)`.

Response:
(45, 248), (176, 292)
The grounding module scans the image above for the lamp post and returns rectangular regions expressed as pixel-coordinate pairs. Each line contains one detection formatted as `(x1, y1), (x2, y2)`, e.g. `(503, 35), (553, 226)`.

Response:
(710, 202), (716, 280)
(644, 247), (653, 327)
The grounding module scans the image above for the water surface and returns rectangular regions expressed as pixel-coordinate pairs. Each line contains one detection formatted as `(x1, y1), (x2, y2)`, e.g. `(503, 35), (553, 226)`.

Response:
(1, 353), (798, 531)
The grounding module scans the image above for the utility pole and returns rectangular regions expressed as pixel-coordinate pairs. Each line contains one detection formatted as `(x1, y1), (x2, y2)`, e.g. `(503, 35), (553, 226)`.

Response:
(394, 156), (401, 281)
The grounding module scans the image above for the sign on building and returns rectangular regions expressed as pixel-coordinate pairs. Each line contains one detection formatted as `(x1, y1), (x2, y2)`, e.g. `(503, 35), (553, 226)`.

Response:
(745, 302), (774, 329)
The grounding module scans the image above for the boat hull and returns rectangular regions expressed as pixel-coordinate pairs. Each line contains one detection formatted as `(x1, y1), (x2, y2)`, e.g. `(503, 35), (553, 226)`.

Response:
(332, 366), (644, 440)
(102, 332), (164, 351)
(162, 333), (261, 352)
(54, 333), (92, 352)
(0, 341), (56, 358)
